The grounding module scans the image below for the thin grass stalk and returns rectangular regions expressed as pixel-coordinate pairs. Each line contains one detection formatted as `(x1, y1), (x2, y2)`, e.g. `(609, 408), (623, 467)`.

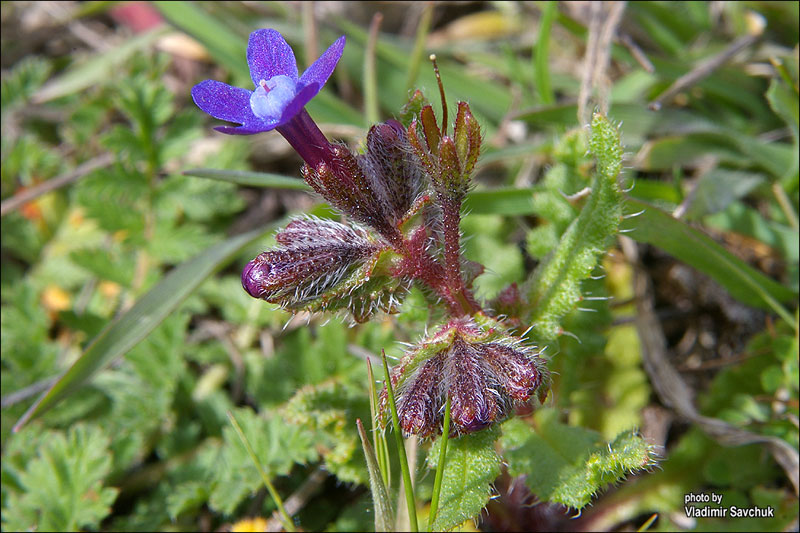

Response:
(427, 397), (451, 531)
(534, 1), (557, 105)
(226, 411), (296, 532)
(381, 350), (419, 532)
(405, 2), (435, 91)
(367, 359), (390, 487)
(364, 12), (383, 125)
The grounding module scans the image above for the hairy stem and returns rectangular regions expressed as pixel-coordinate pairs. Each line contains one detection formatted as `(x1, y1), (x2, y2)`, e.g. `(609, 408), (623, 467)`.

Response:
(399, 231), (479, 317)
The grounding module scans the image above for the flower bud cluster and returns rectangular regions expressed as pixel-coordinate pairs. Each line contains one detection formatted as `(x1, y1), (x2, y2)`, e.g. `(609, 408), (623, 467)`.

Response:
(408, 101), (481, 202)
(381, 316), (550, 438)
(244, 117), (426, 321)
(300, 119), (422, 246)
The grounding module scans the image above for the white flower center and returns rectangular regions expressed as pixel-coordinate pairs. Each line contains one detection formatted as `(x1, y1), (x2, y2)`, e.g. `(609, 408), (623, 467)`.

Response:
(250, 75), (297, 119)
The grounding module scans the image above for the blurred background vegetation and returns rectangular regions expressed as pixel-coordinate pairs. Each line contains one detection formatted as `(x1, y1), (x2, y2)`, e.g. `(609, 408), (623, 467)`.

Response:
(1, 1), (798, 531)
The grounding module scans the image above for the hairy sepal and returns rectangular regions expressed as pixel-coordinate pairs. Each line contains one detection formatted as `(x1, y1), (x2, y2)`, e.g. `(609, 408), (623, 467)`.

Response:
(380, 314), (549, 437)
(360, 119), (424, 225)
(243, 217), (407, 322)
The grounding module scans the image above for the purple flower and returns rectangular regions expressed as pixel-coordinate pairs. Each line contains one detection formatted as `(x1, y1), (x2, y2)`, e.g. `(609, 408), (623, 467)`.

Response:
(191, 29), (345, 167)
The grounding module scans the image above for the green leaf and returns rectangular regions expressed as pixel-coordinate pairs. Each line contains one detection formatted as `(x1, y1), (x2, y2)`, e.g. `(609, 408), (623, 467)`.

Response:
(13, 225), (277, 431)
(166, 482), (209, 521)
(427, 426), (502, 531)
(621, 197), (796, 321)
(69, 247), (135, 286)
(533, 1), (557, 105)
(94, 313), (189, 471)
(515, 102), (712, 146)
(705, 201), (799, 263)
(637, 131), (796, 180)
(766, 77), (799, 137)
(684, 169), (766, 220)
(147, 221), (219, 264)
(463, 187), (539, 216)
(501, 411), (654, 509)
(525, 114), (623, 343)
(0, 56), (51, 111)
(1, 424), (118, 531)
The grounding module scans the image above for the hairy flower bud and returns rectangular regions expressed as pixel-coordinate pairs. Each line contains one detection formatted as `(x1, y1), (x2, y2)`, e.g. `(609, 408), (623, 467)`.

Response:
(360, 119), (424, 225)
(242, 217), (407, 320)
(446, 336), (498, 433)
(453, 101), (481, 179)
(381, 315), (550, 437)
(243, 218), (379, 304)
(300, 149), (401, 247)
(396, 354), (444, 438)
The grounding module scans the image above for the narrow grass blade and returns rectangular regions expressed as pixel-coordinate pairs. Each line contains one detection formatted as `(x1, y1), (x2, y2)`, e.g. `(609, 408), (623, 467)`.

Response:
(381, 350), (419, 532)
(367, 359), (391, 488)
(427, 397), (451, 532)
(184, 168), (313, 191)
(622, 198), (796, 323)
(357, 419), (395, 532)
(227, 411), (296, 532)
(405, 2), (435, 91)
(13, 225), (276, 431)
(533, 1), (557, 105)
(364, 13), (383, 125)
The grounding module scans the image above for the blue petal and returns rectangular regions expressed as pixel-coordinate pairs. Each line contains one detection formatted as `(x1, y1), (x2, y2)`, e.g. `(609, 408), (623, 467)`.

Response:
(247, 29), (299, 88)
(191, 80), (257, 125)
(277, 84), (322, 125)
(299, 36), (345, 92)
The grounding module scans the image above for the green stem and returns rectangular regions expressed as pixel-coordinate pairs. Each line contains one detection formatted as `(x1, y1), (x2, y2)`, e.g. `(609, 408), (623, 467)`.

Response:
(427, 397), (451, 531)
(772, 182), (799, 231)
(381, 350), (419, 532)
(227, 412), (296, 532)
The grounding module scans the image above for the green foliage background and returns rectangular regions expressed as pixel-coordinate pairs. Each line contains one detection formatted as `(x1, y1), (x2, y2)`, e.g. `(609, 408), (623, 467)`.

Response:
(1, 2), (797, 531)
